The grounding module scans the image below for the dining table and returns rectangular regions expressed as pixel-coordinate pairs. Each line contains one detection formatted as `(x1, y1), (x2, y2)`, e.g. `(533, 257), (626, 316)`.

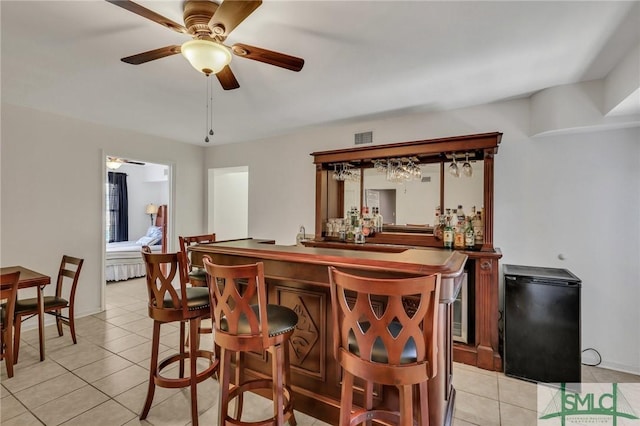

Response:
(0, 266), (51, 361)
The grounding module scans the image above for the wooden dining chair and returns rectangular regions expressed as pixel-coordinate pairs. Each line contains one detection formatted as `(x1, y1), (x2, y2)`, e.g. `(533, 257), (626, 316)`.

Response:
(328, 266), (441, 426)
(1, 271), (21, 378)
(202, 257), (298, 426)
(140, 246), (217, 426)
(13, 255), (83, 362)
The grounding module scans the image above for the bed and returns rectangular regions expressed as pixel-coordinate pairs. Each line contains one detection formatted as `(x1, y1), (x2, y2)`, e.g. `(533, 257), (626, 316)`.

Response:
(106, 204), (167, 282)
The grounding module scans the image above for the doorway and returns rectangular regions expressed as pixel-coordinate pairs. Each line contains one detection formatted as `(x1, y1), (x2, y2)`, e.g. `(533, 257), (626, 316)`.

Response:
(101, 155), (173, 310)
(208, 166), (249, 240)
(365, 189), (396, 225)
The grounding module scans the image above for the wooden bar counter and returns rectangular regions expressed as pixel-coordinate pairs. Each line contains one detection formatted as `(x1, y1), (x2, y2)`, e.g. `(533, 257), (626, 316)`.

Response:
(190, 239), (467, 426)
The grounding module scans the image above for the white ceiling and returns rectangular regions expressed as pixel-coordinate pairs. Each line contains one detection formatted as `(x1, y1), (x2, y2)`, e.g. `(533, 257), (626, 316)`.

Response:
(2, 1), (639, 146)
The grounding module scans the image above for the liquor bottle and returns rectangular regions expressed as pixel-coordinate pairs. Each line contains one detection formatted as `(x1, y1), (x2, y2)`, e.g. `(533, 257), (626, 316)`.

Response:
(443, 217), (454, 249)
(464, 217), (475, 249)
(433, 206), (441, 228)
(375, 207), (384, 232)
(457, 204), (465, 224)
(454, 217), (465, 249)
(434, 213), (444, 240)
(350, 206), (359, 228)
(474, 210), (484, 244)
(370, 207), (376, 232)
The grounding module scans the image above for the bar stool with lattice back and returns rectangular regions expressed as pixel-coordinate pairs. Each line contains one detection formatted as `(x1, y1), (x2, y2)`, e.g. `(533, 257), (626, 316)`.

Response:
(140, 246), (218, 426)
(179, 233), (217, 347)
(179, 234), (217, 287)
(202, 257), (298, 426)
(328, 266), (441, 426)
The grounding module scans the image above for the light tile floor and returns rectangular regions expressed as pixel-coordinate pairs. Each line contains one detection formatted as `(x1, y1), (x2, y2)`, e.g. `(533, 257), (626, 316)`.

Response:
(2, 277), (639, 425)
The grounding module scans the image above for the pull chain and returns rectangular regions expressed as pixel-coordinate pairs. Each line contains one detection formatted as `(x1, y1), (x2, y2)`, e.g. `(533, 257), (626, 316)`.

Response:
(204, 77), (215, 143)
(205, 76), (210, 143)
(209, 77), (214, 137)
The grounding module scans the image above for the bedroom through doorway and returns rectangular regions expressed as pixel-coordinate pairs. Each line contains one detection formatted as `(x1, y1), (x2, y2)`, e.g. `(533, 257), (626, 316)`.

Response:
(102, 156), (172, 310)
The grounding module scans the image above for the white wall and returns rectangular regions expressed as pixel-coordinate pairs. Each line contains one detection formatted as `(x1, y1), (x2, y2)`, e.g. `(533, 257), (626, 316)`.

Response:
(496, 127), (640, 374)
(1, 103), (207, 321)
(116, 162), (169, 240)
(205, 99), (640, 374)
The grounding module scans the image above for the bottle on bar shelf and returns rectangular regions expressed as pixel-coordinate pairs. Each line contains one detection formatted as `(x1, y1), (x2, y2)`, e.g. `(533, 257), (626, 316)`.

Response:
(473, 208), (484, 245)
(464, 217), (475, 250)
(454, 217), (465, 249)
(375, 207), (384, 232)
(456, 204), (465, 225)
(434, 209), (444, 240)
(443, 216), (454, 249)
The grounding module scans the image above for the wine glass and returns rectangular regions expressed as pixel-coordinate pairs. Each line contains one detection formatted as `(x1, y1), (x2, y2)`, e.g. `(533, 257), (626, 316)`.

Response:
(462, 153), (473, 177)
(448, 155), (460, 177)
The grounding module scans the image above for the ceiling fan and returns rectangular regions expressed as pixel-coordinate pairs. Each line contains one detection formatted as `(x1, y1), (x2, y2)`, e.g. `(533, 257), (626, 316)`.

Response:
(106, 156), (146, 170)
(106, 0), (305, 90)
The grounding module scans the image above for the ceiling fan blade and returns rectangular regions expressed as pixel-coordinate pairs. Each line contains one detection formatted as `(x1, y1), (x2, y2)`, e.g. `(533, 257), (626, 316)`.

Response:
(216, 65), (240, 90)
(208, 0), (262, 38)
(121, 45), (182, 65)
(106, 0), (188, 34)
(231, 43), (304, 72)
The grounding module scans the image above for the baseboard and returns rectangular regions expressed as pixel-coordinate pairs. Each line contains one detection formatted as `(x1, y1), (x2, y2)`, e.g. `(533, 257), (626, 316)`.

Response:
(594, 361), (640, 376)
(16, 307), (104, 331)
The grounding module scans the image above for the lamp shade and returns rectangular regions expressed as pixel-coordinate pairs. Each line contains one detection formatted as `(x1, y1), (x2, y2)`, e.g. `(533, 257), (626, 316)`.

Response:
(181, 39), (232, 75)
(146, 204), (159, 215)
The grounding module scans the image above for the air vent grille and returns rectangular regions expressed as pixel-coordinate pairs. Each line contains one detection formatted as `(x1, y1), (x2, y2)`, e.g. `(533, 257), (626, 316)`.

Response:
(354, 131), (373, 145)
(421, 176), (431, 183)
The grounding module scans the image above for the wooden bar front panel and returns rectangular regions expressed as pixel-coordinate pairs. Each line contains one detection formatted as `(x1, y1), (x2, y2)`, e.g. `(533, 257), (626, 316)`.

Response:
(191, 240), (466, 425)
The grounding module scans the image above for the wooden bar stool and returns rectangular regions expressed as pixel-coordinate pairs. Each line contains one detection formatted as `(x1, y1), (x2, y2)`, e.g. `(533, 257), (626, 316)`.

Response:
(179, 233), (217, 287)
(179, 233), (217, 347)
(328, 267), (441, 426)
(202, 258), (298, 426)
(140, 247), (218, 426)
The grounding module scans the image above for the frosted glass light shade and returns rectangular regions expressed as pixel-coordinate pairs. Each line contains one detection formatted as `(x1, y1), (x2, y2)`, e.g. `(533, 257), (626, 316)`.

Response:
(106, 160), (122, 170)
(181, 39), (232, 75)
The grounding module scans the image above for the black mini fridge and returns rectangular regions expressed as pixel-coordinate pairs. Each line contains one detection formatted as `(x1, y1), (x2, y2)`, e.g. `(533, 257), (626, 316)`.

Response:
(504, 264), (581, 384)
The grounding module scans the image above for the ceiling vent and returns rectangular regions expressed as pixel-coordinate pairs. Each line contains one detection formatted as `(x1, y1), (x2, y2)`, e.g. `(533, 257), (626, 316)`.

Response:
(354, 131), (373, 145)
(421, 176), (431, 183)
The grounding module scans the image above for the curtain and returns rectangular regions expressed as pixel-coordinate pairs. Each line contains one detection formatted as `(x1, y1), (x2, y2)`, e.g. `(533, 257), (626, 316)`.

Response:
(107, 172), (128, 242)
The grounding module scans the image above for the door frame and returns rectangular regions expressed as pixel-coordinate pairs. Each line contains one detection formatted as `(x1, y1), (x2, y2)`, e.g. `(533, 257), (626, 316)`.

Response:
(100, 150), (175, 311)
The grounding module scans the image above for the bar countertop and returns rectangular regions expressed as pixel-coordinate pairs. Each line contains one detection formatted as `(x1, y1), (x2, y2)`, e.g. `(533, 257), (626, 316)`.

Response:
(190, 238), (468, 301)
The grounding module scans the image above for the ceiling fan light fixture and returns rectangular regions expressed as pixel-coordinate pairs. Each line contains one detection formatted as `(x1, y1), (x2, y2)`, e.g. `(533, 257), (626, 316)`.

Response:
(106, 160), (122, 170)
(181, 39), (232, 76)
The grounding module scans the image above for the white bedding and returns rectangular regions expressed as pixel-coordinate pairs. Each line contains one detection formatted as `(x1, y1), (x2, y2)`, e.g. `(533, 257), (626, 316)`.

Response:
(106, 241), (162, 282)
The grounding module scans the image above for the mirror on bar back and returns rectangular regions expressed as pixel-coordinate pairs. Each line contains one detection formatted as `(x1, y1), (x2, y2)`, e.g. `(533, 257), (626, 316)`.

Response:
(338, 161), (483, 234)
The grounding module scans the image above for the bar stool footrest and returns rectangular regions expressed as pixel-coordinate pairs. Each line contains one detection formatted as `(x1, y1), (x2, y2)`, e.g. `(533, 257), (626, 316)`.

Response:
(224, 378), (295, 426)
(350, 409), (401, 426)
(155, 349), (217, 389)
